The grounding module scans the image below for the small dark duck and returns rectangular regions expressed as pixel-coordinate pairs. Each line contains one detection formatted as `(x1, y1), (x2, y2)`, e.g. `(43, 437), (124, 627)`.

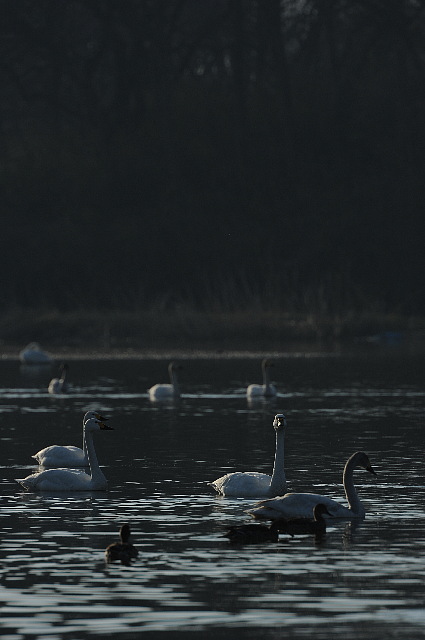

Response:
(105, 524), (138, 565)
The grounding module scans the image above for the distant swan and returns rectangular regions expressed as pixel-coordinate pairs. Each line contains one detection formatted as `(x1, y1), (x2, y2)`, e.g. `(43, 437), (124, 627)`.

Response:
(277, 503), (331, 537)
(148, 362), (182, 401)
(105, 524), (138, 564)
(247, 358), (277, 398)
(247, 451), (377, 520)
(17, 416), (113, 491)
(32, 410), (108, 467)
(19, 342), (52, 364)
(209, 414), (287, 497)
(48, 363), (69, 394)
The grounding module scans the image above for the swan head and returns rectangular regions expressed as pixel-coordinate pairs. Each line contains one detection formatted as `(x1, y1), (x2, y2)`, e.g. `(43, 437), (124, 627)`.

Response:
(83, 410), (110, 424)
(313, 503), (332, 518)
(262, 358), (274, 369)
(349, 451), (377, 476)
(273, 414), (286, 431)
(84, 417), (114, 432)
(169, 361), (183, 372)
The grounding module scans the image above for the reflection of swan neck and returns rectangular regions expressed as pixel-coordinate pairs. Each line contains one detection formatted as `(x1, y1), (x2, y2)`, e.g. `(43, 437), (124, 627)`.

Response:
(343, 455), (362, 515)
(269, 425), (286, 495)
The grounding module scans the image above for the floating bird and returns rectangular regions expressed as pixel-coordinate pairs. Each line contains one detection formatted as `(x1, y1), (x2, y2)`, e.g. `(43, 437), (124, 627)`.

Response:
(246, 359), (277, 398)
(276, 503), (331, 537)
(223, 521), (280, 544)
(17, 416), (113, 491)
(247, 451), (377, 520)
(148, 362), (182, 401)
(48, 363), (70, 394)
(209, 414), (287, 497)
(32, 411), (108, 467)
(19, 342), (52, 364)
(105, 524), (138, 565)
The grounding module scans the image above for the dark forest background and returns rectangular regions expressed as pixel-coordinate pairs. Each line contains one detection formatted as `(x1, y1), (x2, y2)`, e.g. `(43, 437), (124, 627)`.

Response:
(1, 0), (425, 347)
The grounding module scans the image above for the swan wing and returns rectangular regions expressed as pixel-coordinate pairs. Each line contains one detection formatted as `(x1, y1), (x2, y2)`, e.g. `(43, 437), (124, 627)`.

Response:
(16, 468), (93, 491)
(32, 445), (87, 467)
(247, 492), (354, 519)
(210, 471), (272, 497)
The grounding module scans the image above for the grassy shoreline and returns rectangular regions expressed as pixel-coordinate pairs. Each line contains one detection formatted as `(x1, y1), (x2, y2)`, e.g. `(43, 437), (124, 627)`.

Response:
(0, 307), (423, 358)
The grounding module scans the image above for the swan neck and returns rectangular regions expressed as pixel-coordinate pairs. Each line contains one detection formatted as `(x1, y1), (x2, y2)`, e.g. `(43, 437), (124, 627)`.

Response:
(343, 457), (364, 515)
(84, 428), (106, 483)
(169, 369), (179, 392)
(269, 428), (286, 494)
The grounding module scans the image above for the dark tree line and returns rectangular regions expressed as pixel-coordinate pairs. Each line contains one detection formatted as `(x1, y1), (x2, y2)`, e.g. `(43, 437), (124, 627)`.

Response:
(0, 0), (424, 315)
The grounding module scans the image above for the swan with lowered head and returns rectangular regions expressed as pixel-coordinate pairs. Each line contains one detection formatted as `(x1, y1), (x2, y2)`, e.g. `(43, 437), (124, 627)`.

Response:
(17, 416), (113, 491)
(209, 414), (287, 497)
(105, 524), (138, 564)
(48, 363), (70, 394)
(32, 410), (108, 467)
(247, 359), (277, 398)
(148, 362), (182, 401)
(277, 503), (331, 537)
(19, 342), (52, 364)
(247, 451), (377, 520)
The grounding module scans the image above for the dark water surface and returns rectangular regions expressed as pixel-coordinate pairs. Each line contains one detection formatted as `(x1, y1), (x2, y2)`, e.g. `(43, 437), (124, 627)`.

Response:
(1, 351), (425, 639)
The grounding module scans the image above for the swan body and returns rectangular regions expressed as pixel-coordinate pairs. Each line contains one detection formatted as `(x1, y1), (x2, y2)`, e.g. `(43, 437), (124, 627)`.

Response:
(48, 363), (69, 394)
(209, 414), (287, 497)
(223, 521), (280, 544)
(32, 410), (108, 467)
(276, 503), (331, 537)
(19, 342), (52, 364)
(247, 359), (277, 398)
(148, 362), (182, 401)
(105, 524), (138, 564)
(247, 451), (377, 520)
(18, 416), (113, 491)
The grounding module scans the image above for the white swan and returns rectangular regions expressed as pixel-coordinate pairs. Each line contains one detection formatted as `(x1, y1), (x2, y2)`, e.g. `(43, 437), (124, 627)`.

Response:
(19, 342), (52, 364)
(209, 414), (287, 497)
(17, 416), (113, 491)
(32, 410), (108, 467)
(247, 451), (377, 520)
(48, 363), (69, 394)
(148, 362), (182, 401)
(247, 358), (277, 398)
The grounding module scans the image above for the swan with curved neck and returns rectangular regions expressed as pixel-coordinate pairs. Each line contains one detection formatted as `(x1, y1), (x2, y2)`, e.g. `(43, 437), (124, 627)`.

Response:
(247, 451), (377, 520)
(48, 363), (69, 394)
(148, 362), (182, 401)
(32, 411), (108, 467)
(209, 414), (287, 497)
(247, 359), (277, 398)
(17, 416), (113, 491)
(105, 524), (138, 564)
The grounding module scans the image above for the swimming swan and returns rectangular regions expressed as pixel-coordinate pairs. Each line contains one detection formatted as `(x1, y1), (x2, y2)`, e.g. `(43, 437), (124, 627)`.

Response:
(247, 358), (277, 398)
(19, 342), (52, 364)
(148, 362), (182, 401)
(48, 363), (69, 394)
(32, 410), (108, 467)
(209, 414), (287, 497)
(17, 416), (113, 491)
(247, 451), (377, 520)
(277, 503), (331, 537)
(105, 524), (138, 564)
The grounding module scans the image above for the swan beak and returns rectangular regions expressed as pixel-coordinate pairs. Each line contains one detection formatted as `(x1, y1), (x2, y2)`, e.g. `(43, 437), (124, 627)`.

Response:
(366, 463), (377, 476)
(99, 422), (114, 430)
(95, 412), (110, 421)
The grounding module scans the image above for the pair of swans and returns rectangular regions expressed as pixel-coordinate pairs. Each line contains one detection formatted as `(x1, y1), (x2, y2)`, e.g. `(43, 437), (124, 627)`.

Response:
(210, 414), (377, 518)
(48, 363), (69, 394)
(17, 411), (113, 491)
(148, 362), (182, 401)
(223, 503), (331, 544)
